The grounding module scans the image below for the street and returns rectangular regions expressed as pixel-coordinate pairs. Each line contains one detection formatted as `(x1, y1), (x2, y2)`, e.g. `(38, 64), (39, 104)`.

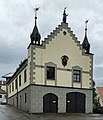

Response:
(0, 105), (103, 120)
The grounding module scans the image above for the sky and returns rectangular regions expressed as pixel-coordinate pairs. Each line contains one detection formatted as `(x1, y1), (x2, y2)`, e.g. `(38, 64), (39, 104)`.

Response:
(0, 0), (103, 86)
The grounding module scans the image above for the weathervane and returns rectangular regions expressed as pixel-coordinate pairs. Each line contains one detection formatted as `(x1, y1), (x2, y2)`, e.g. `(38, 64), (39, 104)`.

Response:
(85, 19), (89, 36)
(34, 7), (40, 25)
(85, 20), (89, 30)
(63, 7), (68, 23)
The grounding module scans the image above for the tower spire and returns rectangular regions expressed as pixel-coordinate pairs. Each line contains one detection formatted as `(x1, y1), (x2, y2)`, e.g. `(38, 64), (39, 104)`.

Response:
(30, 7), (41, 45)
(82, 20), (90, 54)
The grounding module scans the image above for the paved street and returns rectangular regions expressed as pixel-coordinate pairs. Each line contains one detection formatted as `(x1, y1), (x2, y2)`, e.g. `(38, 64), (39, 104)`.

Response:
(0, 105), (103, 120)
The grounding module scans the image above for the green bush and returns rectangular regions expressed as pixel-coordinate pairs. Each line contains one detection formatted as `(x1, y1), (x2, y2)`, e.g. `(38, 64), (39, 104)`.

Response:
(97, 107), (103, 114)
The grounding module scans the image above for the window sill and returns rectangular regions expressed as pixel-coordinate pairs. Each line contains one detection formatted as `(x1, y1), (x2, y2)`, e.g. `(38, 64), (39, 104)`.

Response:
(46, 79), (55, 81)
(73, 81), (81, 83)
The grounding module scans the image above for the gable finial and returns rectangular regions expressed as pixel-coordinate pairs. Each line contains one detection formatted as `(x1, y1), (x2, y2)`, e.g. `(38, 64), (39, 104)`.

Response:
(62, 7), (68, 23)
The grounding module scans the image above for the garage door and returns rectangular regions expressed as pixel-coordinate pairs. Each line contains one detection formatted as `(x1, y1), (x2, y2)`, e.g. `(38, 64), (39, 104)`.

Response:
(66, 92), (85, 113)
(43, 93), (58, 113)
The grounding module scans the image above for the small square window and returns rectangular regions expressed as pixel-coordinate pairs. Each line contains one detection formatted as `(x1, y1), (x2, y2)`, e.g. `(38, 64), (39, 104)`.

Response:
(47, 66), (55, 80)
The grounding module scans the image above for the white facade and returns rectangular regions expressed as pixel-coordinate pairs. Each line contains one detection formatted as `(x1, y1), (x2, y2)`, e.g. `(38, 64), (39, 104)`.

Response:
(6, 10), (93, 113)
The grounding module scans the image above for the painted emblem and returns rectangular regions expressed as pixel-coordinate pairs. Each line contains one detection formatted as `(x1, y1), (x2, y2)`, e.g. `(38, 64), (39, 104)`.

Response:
(61, 55), (69, 67)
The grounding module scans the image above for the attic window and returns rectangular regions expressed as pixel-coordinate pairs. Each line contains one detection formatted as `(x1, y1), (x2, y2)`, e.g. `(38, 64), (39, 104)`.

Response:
(63, 31), (66, 35)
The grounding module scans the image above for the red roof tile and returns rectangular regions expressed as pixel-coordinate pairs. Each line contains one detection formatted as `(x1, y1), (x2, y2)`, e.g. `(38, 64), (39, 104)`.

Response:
(97, 87), (103, 101)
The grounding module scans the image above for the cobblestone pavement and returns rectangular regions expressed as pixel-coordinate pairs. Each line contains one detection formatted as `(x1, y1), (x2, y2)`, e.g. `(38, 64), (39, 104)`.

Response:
(0, 105), (103, 120)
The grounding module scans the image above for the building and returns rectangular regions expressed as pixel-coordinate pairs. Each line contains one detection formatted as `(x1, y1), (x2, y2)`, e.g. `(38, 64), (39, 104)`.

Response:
(0, 80), (6, 104)
(96, 87), (103, 106)
(2, 73), (13, 104)
(6, 8), (93, 113)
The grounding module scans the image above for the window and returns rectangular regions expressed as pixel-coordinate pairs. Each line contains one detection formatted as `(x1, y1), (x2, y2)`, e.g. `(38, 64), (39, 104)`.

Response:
(15, 78), (17, 89)
(73, 70), (81, 82)
(0, 95), (2, 98)
(13, 99), (14, 106)
(25, 93), (27, 103)
(12, 82), (14, 91)
(47, 66), (55, 80)
(63, 31), (66, 35)
(19, 75), (21, 87)
(24, 69), (27, 83)
(9, 85), (11, 93)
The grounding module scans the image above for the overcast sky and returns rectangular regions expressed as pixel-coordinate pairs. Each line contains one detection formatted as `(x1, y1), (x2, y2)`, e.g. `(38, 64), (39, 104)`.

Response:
(0, 0), (103, 86)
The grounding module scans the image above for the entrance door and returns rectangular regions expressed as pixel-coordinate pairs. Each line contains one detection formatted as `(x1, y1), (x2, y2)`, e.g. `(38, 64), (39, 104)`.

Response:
(66, 92), (85, 113)
(43, 93), (58, 113)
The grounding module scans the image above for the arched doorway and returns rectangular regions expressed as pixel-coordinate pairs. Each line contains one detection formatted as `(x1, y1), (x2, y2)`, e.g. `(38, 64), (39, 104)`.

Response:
(43, 93), (58, 113)
(66, 92), (85, 113)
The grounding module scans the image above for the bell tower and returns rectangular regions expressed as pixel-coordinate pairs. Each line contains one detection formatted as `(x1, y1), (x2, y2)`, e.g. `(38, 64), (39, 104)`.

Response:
(27, 7), (41, 84)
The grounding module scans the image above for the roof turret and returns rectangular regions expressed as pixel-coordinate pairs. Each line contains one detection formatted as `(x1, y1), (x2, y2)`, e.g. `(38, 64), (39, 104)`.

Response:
(82, 20), (90, 54)
(30, 7), (41, 45)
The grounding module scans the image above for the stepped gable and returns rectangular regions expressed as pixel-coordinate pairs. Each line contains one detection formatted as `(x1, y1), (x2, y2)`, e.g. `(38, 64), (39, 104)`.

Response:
(41, 22), (82, 51)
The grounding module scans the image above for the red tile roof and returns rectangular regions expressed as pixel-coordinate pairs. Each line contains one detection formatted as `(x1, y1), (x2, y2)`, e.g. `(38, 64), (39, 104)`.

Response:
(97, 87), (103, 101)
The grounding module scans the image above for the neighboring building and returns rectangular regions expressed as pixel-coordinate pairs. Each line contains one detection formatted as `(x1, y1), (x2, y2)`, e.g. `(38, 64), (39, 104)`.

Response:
(0, 80), (6, 91)
(96, 87), (103, 106)
(2, 73), (13, 104)
(6, 8), (93, 113)
(0, 80), (6, 104)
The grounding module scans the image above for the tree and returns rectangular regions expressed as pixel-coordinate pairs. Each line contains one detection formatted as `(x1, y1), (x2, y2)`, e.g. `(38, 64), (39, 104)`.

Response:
(93, 81), (101, 113)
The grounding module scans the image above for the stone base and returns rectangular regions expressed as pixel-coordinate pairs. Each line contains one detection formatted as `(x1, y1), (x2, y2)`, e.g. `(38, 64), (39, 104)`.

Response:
(8, 84), (93, 113)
